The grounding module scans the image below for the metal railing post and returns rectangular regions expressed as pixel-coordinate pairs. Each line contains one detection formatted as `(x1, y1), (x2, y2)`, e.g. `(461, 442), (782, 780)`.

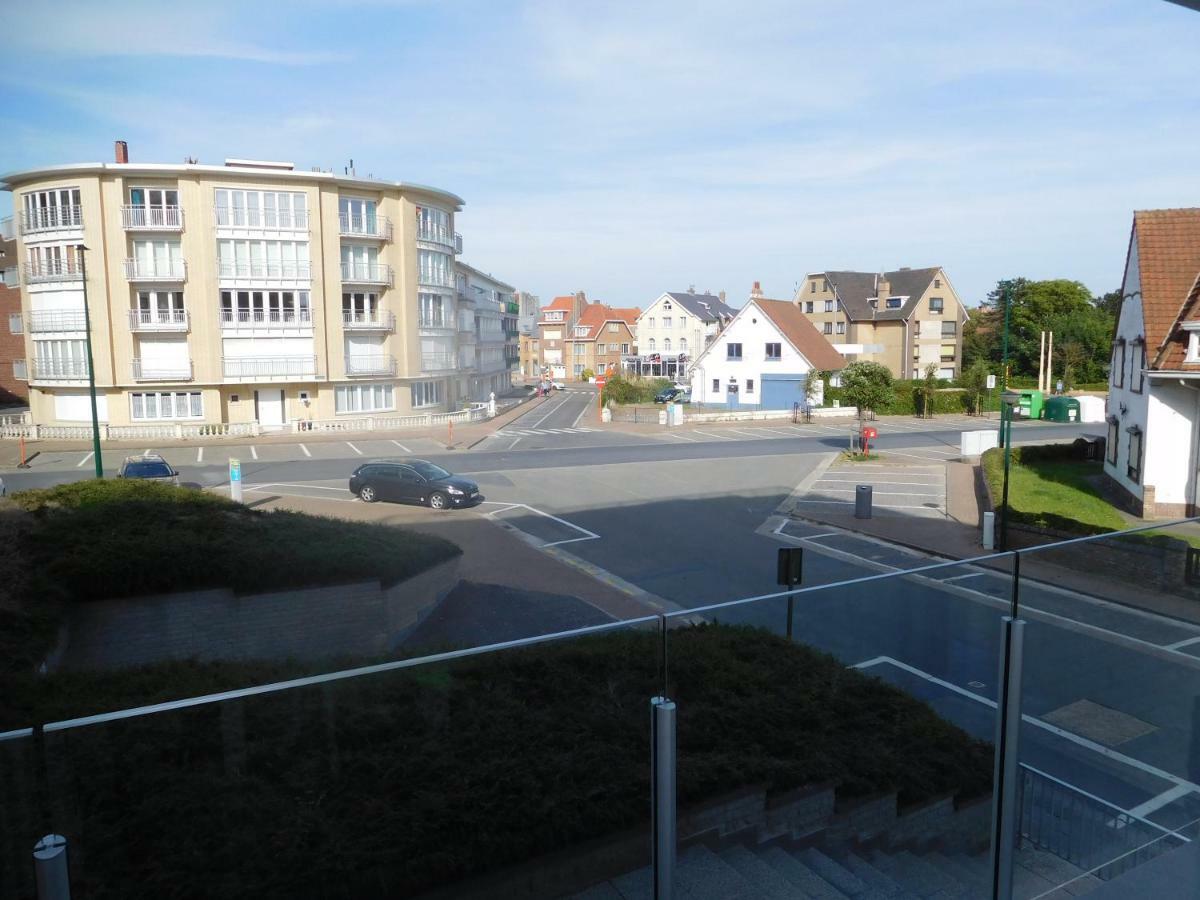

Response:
(33, 833), (71, 899)
(651, 695), (677, 900)
(990, 614), (1025, 900)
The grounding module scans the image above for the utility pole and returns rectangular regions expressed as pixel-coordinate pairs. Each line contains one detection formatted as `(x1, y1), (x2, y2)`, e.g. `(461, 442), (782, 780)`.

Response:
(999, 282), (1012, 446)
(79, 246), (104, 478)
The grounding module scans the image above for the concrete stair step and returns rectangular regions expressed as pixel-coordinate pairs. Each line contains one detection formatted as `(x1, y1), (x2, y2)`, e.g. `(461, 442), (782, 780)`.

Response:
(927, 852), (989, 893)
(761, 844), (852, 899)
(1015, 847), (1103, 897)
(868, 849), (963, 899)
(675, 844), (760, 899)
(719, 844), (803, 899)
(606, 865), (653, 900)
(799, 847), (887, 898)
(839, 850), (920, 898)
(567, 883), (627, 900)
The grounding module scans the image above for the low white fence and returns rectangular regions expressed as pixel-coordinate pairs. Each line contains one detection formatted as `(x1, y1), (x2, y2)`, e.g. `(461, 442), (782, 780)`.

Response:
(3, 403), (496, 442)
(683, 406), (859, 423)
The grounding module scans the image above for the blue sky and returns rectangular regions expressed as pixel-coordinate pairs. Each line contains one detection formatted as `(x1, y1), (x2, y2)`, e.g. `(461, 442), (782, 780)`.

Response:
(3, 0), (1198, 309)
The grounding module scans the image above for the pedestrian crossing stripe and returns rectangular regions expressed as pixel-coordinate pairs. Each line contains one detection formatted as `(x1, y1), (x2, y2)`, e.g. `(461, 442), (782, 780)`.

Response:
(496, 426), (598, 437)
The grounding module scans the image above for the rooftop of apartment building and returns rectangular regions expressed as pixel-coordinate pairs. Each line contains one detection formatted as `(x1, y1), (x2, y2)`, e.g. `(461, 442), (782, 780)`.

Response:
(455, 260), (516, 293)
(804, 267), (958, 322)
(1, 141), (464, 209)
(570, 303), (639, 340)
(656, 288), (737, 323)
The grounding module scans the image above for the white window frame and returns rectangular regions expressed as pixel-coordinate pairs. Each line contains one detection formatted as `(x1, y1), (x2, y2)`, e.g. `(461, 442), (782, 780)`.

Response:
(929, 297), (944, 315)
(411, 380), (444, 408)
(765, 342), (781, 360)
(9, 313), (23, 334)
(335, 382), (395, 414)
(130, 391), (203, 421)
(13, 359), (27, 381)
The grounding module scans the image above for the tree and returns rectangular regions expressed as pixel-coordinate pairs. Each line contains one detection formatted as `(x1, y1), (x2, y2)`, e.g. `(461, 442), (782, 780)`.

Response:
(1060, 342), (1088, 391)
(962, 306), (997, 370)
(959, 359), (990, 415)
(840, 361), (895, 423)
(919, 363), (940, 418)
(804, 370), (826, 411)
(1093, 288), (1123, 319)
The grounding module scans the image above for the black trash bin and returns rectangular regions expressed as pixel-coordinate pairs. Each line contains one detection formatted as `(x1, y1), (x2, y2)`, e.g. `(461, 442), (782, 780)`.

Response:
(855, 484), (873, 519)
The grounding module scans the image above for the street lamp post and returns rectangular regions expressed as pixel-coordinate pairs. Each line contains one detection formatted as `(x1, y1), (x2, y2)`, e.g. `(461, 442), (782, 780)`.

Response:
(999, 393), (1016, 551)
(79, 246), (104, 478)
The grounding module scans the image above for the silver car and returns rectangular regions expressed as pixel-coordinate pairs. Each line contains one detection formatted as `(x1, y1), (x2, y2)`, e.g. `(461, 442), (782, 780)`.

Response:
(117, 452), (180, 486)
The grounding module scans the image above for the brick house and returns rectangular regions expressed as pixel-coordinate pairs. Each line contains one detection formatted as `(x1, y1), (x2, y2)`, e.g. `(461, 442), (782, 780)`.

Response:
(0, 233), (26, 404)
(564, 304), (638, 380)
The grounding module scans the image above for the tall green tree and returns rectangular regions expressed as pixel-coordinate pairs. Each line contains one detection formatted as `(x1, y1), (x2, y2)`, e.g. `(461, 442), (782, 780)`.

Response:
(840, 361), (895, 423)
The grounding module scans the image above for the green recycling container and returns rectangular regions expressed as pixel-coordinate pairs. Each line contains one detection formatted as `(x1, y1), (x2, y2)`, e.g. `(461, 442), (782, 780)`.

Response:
(1043, 396), (1080, 423)
(1015, 390), (1045, 419)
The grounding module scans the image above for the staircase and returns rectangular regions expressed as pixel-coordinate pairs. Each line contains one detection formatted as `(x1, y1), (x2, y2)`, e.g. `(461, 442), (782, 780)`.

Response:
(570, 840), (1101, 899)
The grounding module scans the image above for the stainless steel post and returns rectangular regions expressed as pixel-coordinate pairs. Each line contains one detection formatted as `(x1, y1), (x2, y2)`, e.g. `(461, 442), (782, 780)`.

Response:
(33, 834), (70, 900)
(651, 696), (677, 900)
(989, 617), (1025, 900)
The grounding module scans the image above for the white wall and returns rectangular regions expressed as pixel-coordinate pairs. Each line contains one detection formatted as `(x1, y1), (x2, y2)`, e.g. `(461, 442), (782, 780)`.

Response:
(1144, 382), (1199, 506)
(1104, 229), (1150, 500)
(55, 390), (109, 422)
(689, 301), (814, 407)
(636, 293), (714, 369)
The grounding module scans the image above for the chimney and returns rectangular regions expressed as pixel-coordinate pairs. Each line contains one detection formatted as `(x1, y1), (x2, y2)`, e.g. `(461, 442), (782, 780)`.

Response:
(114, 140), (129, 164)
(750, 281), (763, 300)
(719, 290), (726, 303)
(877, 272), (890, 298)
(688, 285), (695, 294)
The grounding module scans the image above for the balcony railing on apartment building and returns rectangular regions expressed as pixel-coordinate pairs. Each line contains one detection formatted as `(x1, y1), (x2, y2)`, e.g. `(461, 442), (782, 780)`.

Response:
(339, 214), (392, 241)
(129, 309), (189, 332)
(418, 268), (455, 289)
(218, 262), (311, 282)
(21, 204), (83, 234)
(121, 206), (184, 231)
(219, 309), (312, 328)
(214, 207), (309, 230)
(28, 309), (88, 332)
(421, 351), (456, 372)
(23, 260), (83, 284)
(125, 258), (187, 282)
(29, 358), (89, 380)
(222, 356), (317, 379)
(418, 315), (454, 333)
(341, 263), (393, 287)
(132, 358), (194, 381)
(416, 224), (458, 251)
(345, 355), (398, 377)
(343, 311), (396, 332)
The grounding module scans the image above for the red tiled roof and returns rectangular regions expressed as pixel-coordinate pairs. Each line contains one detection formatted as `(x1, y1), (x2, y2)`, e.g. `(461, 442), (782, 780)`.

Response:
(543, 296), (576, 312)
(1133, 209), (1200, 370)
(571, 304), (635, 340)
(754, 298), (847, 371)
(609, 307), (640, 326)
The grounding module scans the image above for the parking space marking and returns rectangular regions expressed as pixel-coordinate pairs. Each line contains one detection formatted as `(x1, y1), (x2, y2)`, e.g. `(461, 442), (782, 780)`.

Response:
(571, 403), (588, 428)
(196, 447), (204, 463)
(481, 500), (601, 548)
(690, 430), (733, 440)
(250, 446), (258, 460)
(345, 441), (363, 456)
(942, 572), (986, 583)
(390, 440), (411, 453)
(76, 451), (94, 468)
(660, 432), (697, 442)
(1164, 635), (1200, 651)
(299, 443), (311, 457)
(508, 436), (521, 450)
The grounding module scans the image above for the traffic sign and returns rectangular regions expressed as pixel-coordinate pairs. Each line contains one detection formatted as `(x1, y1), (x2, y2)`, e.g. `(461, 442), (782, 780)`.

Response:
(987, 374), (997, 389)
(229, 457), (242, 503)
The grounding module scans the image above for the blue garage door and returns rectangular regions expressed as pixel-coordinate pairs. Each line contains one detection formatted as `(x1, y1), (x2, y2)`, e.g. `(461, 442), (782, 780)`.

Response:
(760, 373), (807, 410)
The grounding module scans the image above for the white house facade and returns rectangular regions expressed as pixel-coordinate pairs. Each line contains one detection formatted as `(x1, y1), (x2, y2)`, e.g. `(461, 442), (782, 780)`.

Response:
(633, 289), (735, 380)
(689, 296), (845, 410)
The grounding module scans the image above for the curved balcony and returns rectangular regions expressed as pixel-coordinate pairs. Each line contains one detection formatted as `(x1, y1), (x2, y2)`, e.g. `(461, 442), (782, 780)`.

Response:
(339, 214), (392, 241)
(219, 309), (313, 330)
(421, 351), (456, 373)
(22, 205), (83, 235)
(129, 309), (189, 332)
(341, 262), (393, 287)
(346, 355), (397, 377)
(132, 359), (193, 381)
(214, 207), (309, 231)
(418, 268), (455, 289)
(218, 261), (312, 284)
(24, 260), (83, 284)
(343, 311), (396, 332)
(125, 258), (187, 283)
(30, 358), (90, 381)
(417, 224), (457, 250)
(29, 309), (88, 332)
(122, 206), (184, 231)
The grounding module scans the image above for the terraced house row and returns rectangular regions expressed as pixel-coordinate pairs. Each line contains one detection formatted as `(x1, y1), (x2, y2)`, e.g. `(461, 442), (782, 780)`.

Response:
(1, 142), (519, 429)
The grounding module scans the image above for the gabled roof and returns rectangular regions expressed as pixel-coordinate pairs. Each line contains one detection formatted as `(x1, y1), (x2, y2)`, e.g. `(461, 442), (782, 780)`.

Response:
(609, 307), (641, 326)
(569, 304), (638, 340)
(657, 291), (737, 322)
(543, 296), (576, 312)
(754, 299), (847, 371)
(1132, 209), (1200, 370)
(820, 268), (943, 321)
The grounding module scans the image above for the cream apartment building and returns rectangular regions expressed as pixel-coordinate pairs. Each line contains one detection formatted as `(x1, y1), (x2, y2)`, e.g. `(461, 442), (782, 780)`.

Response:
(3, 144), (482, 429)
(794, 268), (968, 380)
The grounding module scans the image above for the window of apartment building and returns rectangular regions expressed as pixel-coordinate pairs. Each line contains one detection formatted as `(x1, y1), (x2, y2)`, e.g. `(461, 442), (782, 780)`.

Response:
(1127, 427), (1143, 483)
(9, 313), (22, 334)
(823, 322), (833, 335)
(810, 281), (817, 293)
(929, 297), (944, 315)
(131, 391), (202, 421)
(417, 206), (452, 242)
(621, 343), (630, 354)
(886, 297), (903, 309)
(805, 301), (814, 314)
(336, 382), (394, 414)
(26, 243), (83, 278)
(836, 322), (845, 335)
(824, 300), (834, 312)
(221, 290), (311, 323)
(544, 310), (564, 322)
(127, 188), (180, 228)
(343, 291), (380, 323)
(663, 316), (672, 328)
(342, 243), (380, 278)
(713, 378), (720, 391)
(662, 338), (671, 353)
(215, 189), (307, 229)
(35, 339), (87, 377)
(680, 315), (688, 328)
(648, 317), (655, 327)
(219, 240), (310, 279)
(1111, 339), (1126, 388)
(574, 326), (589, 337)
(746, 379), (755, 393)
(23, 187), (83, 230)
(726, 342), (742, 360)
(418, 249), (453, 285)
(418, 293), (444, 327)
(679, 338), (687, 352)
(1106, 417), (1119, 465)
(822, 279), (829, 292)
(130, 239), (184, 278)
(339, 197), (378, 235)
(411, 380), (443, 408)
(13, 360), (27, 381)
(1131, 339), (1146, 394)
(765, 342), (781, 360)
(134, 290), (185, 324)
(608, 323), (619, 333)
(934, 278), (942, 289)
(574, 363), (584, 376)
(648, 338), (656, 351)
(573, 343), (588, 356)
(941, 321), (957, 336)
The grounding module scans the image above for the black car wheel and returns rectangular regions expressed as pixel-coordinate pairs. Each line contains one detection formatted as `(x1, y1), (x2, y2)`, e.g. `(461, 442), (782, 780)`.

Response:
(428, 491), (449, 510)
(359, 484), (378, 503)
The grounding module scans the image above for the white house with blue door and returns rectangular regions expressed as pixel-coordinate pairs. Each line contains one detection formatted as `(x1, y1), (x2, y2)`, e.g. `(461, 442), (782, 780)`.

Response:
(688, 294), (846, 409)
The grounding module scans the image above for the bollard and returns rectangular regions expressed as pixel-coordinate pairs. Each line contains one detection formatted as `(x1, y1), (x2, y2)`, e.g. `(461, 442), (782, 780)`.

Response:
(33, 834), (71, 900)
(982, 511), (996, 550)
(854, 484), (872, 519)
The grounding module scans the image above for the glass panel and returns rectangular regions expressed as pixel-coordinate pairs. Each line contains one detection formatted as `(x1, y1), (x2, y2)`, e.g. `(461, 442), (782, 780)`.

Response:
(1013, 520), (1200, 897)
(0, 733), (39, 898)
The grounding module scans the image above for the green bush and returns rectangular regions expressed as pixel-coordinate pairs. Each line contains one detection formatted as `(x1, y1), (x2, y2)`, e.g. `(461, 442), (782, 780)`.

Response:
(11, 478), (229, 511)
(826, 379), (1000, 416)
(602, 374), (673, 405)
(580, 368), (595, 380)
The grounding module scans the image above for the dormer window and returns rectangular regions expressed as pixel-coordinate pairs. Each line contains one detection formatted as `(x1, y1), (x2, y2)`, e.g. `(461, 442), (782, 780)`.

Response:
(886, 297), (903, 309)
(1186, 331), (1200, 364)
(574, 326), (588, 337)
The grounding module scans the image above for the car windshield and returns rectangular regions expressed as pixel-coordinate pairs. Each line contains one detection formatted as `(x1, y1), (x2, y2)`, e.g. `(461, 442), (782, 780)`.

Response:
(411, 462), (451, 481)
(124, 461), (173, 478)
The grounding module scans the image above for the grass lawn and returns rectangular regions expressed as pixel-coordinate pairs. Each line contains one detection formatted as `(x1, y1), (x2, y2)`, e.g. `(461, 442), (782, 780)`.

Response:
(0, 480), (460, 676)
(982, 446), (1125, 534)
(1, 625), (993, 899)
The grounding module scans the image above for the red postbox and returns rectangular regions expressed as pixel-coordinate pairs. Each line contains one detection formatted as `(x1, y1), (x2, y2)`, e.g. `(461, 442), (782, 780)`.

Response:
(861, 426), (878, 454)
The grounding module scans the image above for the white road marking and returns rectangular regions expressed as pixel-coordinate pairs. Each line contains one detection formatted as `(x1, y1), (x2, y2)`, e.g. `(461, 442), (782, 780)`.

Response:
(532, 397), (571, 429)
(571, 402), (589, 429)
(391, 440), (411, 453)
(1164, 635), (1200, 651)
(507, 436), (521, 450)
(299, 443), (311, 457)
(196, 447), (203, 463)
(345, 441), (363, 455)
(144, 448), (151, 456)
(942, 572), (986, 582)
(76, 451), (94, 468)
(1128, 783), (1196, 819)
(482, 501), (601, 548)
(881, 449), (957, 462)
(250, 446), (258, 460)
(728, 428), (766, 438)
(691, 430), (733, 440)
(792, 499), (942, 510)
(816, 478), (943, 487)
(238, 482), (358, 503)
(660, 432), (697, 441)
(854, 656), (1200, 795)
